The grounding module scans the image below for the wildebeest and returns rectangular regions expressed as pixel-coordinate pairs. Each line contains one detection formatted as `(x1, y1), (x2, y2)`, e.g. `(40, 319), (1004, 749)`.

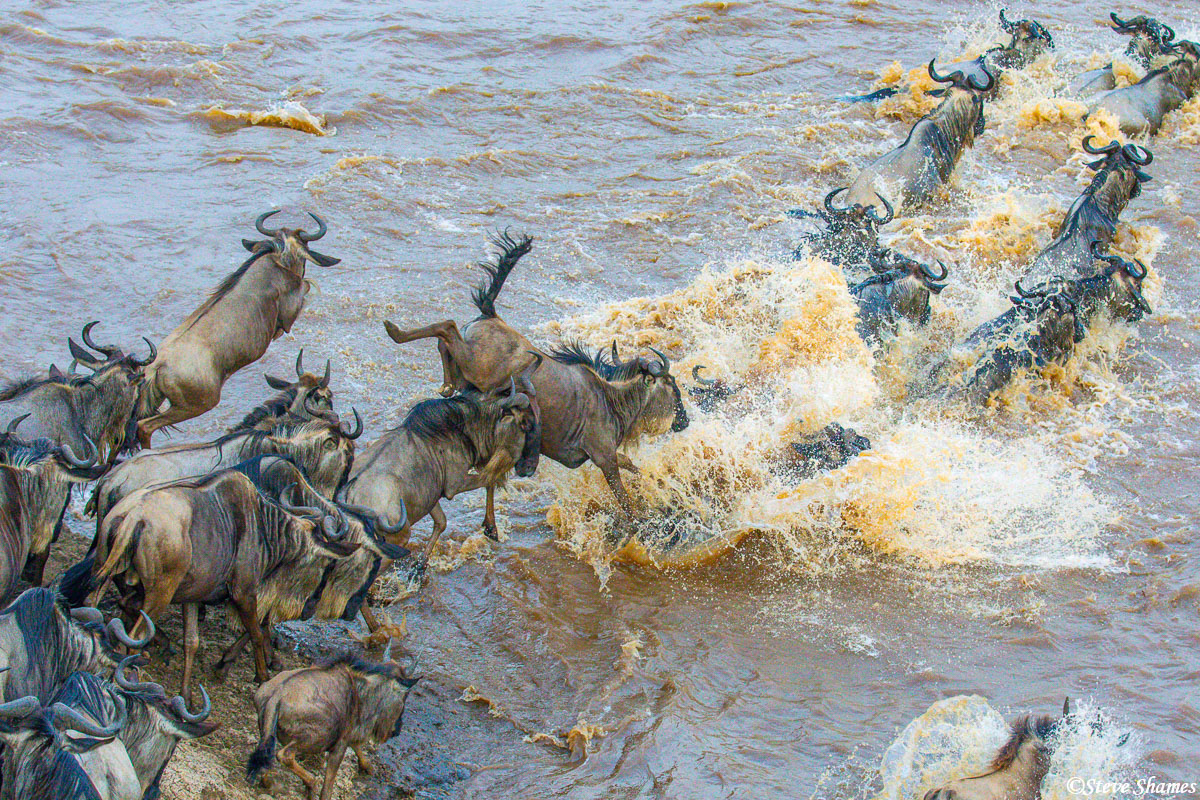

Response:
(385, 233), (689, 521)
(0, 672), (134, 800)
(384, 231), (538, 397)
(76, 469), (359, 701)
(247, 653), (419, 800)
(1089, 43), (1200, 135)
(845, 61), (995, 211)
(0, 588), (152, 704)
(789, 187), (894, 273)
(208, 455), (409, 675)
(1023, 138), (1153, 282)
(0, 420), (105, 595)
(231, 349), (337, 433)
(0, 322), (152, 466)
(136, 211), (340, 447)
(688, 366), (742, 412)
(941, 280), (1086, 405)
(1068, 244), (1152, 327)
(771, 422), (872, 483)
(86, 415), (360, 521)
(108, 655), (217, 799)
(1068, 14), (1179, 98)
(343, 373), (541, 559)
(850, 251), (948, 344)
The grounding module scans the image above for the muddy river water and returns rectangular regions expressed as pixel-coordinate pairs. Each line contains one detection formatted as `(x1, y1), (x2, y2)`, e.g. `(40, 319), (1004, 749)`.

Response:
(2, 1), (1199, 798)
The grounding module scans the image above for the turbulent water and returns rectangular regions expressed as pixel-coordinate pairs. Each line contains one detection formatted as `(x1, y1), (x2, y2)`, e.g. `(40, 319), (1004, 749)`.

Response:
(3, 1), (1200, 798)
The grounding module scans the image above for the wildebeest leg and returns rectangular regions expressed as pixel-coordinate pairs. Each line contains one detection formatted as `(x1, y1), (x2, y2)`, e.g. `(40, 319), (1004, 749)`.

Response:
(231, 595), (271, 683)
(353, 743), (374, 774)
(384, 320), (464, 397)
(423, 502), (448, 562)
(22, 548), (53, 588)
(277, 743), (319, 798)
(482, 485), (499, 540)
(437, 340), (464, 398)
(594, 454), (640, 517)
(616, 454), (640, 474)
(214, 633), (249, 678)
(319, 742), (348, 800)
(181, 603), (199, 706)
(137, 401), (207, 448)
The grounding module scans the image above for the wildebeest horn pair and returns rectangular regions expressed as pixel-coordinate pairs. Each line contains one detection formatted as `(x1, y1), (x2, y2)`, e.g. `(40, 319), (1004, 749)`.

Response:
(265, 349), (332, 389)
(0, 694), (126, 737)
(255, 209), (329, 242)
(71, 321), (156, 368)
(927, 59), (995, 92)
(115, 655), (213, 721)
(1090, 241), (1149, 280)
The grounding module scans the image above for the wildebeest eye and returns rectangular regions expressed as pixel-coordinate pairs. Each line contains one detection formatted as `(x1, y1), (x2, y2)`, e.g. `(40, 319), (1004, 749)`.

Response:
(643, 374), (655, 385)
(323, 438), (337, 450)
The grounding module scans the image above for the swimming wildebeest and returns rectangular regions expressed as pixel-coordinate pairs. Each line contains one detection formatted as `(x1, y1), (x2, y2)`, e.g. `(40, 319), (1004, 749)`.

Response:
(1068, 13), (1180, 98)
(0, 420), (104, 597)
(1023, 138), (1152, 282)
(247, 652), (419, 800)
(0, 322), (152, 467)
(688, 365), (742, 412)
(208, 455), (409, 675)
(86, 415), (360, 521)
(343, 369), (541, 559)
(850, 251), (948, 344)
(845, 61), (995, 212)
(231, 349), (338, 433)
(940, 280), (1086, 405)
(0, 588), (152, 704)
(76, 469), (359, 702)
(384, 233), (689, 522)
(0, 672), (135, 800)
(771, 422), (872, 483)
(136, 210), (340, 447)
(843, 10), (1051, 103)
(1089, 41), (1200, 136)
(789, 187), (894, 273)
(1068, 243), (1152, 327)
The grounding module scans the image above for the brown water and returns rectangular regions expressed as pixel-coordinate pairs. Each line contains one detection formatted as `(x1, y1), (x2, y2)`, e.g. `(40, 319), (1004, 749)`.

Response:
(3, 1), (1200, 798)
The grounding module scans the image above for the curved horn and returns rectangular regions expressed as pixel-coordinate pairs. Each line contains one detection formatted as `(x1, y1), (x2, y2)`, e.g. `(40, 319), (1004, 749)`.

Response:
(294, 349), (304, 378)
(338, 500), (408, 536)
(927, 60), (961, 85)
(169, 685), (212, 723)
(297, 211), (328, 243)
(4, 413), (30, 436)
(868, 192), (894, 224)
(1122, 143), (1153, 166)
(1014, 278), (1044, 299)
(649, 346), (671, 374)
(519, 352), (542, 396)
(69, 607), (105, 626)
(1126, 257), (1149, 281)
(107, 612), (155, 649)
(255, 209), (282, 237)
(823, 187), (850, 214)
(319, 359), (331, 389)
(968, 64), (996, 92)
(51, 698), (125, 738)
(998, 8), (1017, 33)
(1161, 24), (1176, 43)
(1082, 136), (1120, 156)
(302, 392), (324, 420)
(114, 655), (163, 695)
(0, 696), (40, 719)
(920, 260), (949, 281)
(59, 434), (99, 469)
(322, 503), (349, 540)
(130, 337), (156, 368)
(81, 321), (120, 358)
(692, 365), (718, 386)
(339, 407), (363, 439)
(280, 484), (323, 519)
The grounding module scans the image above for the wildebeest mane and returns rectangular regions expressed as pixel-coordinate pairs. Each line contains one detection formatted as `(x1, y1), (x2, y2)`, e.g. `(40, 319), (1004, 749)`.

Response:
(318, 652), (400, 679)
(230, 387), (300, 432)
(547, 342), (643, 381)
(401, 396), (486, 464)
(179, 250), (266, 333)
(0, 370), (95, 402)
(470, 231), (533, 319)
(990, 714), (1057, 770)
(0, 437), (64, 468)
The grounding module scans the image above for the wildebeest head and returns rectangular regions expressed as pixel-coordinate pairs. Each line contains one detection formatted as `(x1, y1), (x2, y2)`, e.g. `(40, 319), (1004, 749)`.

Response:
(1083, 242), (1153, 323)
(62, 321), (156, 460)
(343, 651), (420, 742)
(927, 60), (995, 139)
(1081, 137), (1154, 200)
(0, 416), (107, 483)
(795, 187), (895, 265)
(491, 354), (542, 478)
(113, 654), (219, 742)
(1110, 13), (1176, 68)
(261, 416), (360, 497)
(852, 251), (948, 340)
(241, 209), (341, 272)
(998, 8), (1054, 64)
(627, 346), (689, 436)
(247, 348), (337, 428)
(279, 486), (361, 558)
(1014, 277), (1087, 348)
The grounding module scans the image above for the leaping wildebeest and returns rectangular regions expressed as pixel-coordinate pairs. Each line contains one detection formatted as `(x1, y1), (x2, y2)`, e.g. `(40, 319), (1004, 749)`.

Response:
(343, 367), (541, 555)
(1022, 138), (1152, 282)
(0, 420), (105, 596)
(74, 469), (359, 703)
(247, 652), (419, 800)
(384, 233), (689, 523)
(136, 211), (340, 447)
(845, 61), (995, 212)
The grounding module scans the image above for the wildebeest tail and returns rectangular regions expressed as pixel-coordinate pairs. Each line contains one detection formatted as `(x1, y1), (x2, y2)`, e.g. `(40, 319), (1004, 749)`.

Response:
(246, 694), (282, 782)
(92, 515), (142, 596)
(470, 230), (533, 318)
(137, 361), (165, 420)
(58, 554), (96, 607)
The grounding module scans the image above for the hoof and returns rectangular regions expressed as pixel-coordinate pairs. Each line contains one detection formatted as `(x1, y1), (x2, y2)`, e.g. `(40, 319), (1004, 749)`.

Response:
(482, 521), (499, 542)
(439, 384), (455, 398)
(211, 662), (231, 682)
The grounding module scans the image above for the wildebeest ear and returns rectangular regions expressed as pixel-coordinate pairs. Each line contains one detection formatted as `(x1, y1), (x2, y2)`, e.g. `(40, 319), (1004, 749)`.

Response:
(264, 374), (292, 390)
(243, 239), (261, 252)
(400, 676), (420, 689)
(305, 248), (341, 267)
(48, 364), (65, 379)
